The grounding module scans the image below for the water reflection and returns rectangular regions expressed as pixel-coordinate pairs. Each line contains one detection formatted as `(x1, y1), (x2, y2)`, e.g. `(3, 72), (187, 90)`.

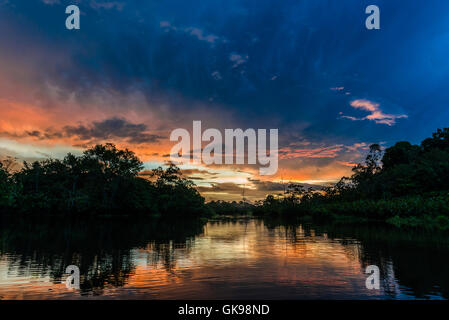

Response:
(0, 216), (206, 298)
(0, 216), (448, 299)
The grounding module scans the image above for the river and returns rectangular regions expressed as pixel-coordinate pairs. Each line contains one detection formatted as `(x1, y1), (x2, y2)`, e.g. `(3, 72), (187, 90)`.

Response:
(0, 216), (448, 299)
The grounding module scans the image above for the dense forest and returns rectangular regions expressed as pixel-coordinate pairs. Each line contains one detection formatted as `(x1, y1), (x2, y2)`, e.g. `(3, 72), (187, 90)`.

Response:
(2, 128), (449, 229)
(0, 143), (208, 216)
(246, 128), (449, 229)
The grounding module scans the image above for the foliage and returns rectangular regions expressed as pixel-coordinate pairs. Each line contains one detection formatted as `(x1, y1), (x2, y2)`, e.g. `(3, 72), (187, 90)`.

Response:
(0, 144), (208, 216)
(252, 128), (449, 229)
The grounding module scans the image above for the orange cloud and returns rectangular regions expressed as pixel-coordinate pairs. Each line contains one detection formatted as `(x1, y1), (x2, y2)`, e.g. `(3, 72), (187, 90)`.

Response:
(340, 99), (408, 126)
(279, 145), (344, 159)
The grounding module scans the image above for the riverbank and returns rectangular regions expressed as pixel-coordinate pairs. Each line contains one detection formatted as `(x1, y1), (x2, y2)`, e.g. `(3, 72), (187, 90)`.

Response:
(300, 193), (449, 230)
(211, 192), (449, 230)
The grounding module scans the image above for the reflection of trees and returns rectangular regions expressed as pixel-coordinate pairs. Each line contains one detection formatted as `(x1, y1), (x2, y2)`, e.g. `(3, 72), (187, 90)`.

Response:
(263, 217), (449, 299)
(326, 223), (449, 299)
(0, 216), (206, 295)
(144, 240), (196, 271)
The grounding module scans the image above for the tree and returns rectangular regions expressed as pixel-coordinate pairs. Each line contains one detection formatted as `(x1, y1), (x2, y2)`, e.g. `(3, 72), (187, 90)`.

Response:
(83, 143), (143, 177)
(0, 160), (14, 208)
(150, 162), (193, 188)
(421, 128), (449, 152)
(286, 184), (305, 198)
(382, 141), (420, 169)
(348, 144), (383, 198)
(148, 162), (206, 216)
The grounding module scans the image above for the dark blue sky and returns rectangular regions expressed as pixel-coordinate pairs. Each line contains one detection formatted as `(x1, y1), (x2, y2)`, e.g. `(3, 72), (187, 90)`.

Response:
(2, 0), (449, 141)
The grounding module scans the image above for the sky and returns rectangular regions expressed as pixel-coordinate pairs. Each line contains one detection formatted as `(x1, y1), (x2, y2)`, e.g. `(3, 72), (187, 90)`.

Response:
(1, 0), (449, 201)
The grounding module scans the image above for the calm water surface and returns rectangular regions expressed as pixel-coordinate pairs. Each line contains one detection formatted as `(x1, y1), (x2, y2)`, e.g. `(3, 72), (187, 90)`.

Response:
(0, 216), (448, 299)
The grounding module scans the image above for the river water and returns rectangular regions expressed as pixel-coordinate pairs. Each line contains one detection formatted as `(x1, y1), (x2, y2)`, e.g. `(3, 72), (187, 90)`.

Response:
(0, 216), (448, 299)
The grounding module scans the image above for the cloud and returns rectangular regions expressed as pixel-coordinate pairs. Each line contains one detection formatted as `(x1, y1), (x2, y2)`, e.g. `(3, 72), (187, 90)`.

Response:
(336, 160), (358, 167)
(344, 142), (369, 152)
(63, 117), (162, 144)
(197, 182), (243, 194)
(0, 117), (163, 145)
(197, 178), (325, 202)
(279, 144), (345, 159)
(250, 179), (324, 192)
(277, 139), (373, 162)
(246, 179), (286, 191)
(41, 0), (59, 5)
(159, 21), (224, 45)
(0, 139), (81, 161)
(330, 86), (351, 95)
(340, 99), (408, 126)
(181, 168), (220, 178)
(186, 27), (220, 43)
(90, 1), (125, 11)
(229, 53), (248, 68)
(211, 71), (222, 80)
(41, 0), (125, 10)
(0, 129), (62, 140)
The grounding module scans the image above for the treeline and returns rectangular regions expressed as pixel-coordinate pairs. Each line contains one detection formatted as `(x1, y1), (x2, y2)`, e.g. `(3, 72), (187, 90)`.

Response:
(0, 143), (209, 216)
(254, 128), (449, 229)
(206, 200), (254, 216)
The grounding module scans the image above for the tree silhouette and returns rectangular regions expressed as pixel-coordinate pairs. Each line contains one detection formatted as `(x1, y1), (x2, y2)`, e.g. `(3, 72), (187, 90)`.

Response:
(0, 144), (208, 216)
